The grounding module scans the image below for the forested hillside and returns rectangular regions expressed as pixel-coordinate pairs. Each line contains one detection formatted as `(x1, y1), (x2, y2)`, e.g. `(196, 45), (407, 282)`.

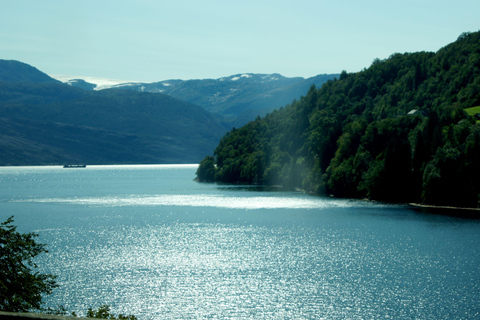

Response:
(197, 31), (480, 208)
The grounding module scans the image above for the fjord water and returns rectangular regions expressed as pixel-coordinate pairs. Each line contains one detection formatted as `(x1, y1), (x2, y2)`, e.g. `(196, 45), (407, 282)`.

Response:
(1, 165), (479, 319)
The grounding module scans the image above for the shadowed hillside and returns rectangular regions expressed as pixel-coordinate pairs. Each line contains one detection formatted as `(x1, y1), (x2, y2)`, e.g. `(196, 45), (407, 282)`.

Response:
(0, 60), (228, 165)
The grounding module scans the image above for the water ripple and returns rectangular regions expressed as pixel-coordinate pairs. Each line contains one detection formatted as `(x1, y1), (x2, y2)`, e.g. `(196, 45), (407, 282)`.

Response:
(38, 222), (480, 319)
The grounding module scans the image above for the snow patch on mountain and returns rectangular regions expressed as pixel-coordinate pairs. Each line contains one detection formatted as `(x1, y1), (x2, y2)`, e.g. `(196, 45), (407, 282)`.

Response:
(51, 75), (142, 90)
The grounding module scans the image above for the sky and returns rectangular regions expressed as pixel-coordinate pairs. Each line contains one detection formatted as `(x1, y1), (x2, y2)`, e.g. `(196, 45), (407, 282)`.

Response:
(1, 0), (479, 83)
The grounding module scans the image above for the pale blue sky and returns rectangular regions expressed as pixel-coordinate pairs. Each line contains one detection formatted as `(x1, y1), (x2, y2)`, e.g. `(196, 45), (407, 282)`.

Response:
(1, 0), (479, 82)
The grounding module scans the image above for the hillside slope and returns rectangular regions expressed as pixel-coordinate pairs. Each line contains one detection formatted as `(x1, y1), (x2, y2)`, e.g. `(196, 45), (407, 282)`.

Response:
(0, 60), (228, 165)
(62, 73), (338, 127)
(197, 31), (480, 208)
(0, 60), (60, 83)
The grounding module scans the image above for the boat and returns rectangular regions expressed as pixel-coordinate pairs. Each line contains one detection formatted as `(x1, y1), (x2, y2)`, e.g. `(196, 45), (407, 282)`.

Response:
(63, 164), (87, 168)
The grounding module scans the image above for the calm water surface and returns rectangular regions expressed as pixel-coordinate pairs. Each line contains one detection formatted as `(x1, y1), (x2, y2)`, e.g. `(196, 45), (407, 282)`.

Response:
(1, 165), (479, 319)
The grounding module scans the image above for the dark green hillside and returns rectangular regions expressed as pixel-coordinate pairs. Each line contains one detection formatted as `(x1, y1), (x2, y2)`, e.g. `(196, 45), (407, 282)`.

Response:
(0, 117), (159, 165)
(0, 81), (90, 106)
(0, 60), (60, 83)
(197, 31), (480, 208)
(0, 66), (229, 165)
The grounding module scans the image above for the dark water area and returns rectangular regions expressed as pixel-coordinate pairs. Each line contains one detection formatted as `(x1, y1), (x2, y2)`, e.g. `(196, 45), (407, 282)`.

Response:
(1, 165), (479, 319)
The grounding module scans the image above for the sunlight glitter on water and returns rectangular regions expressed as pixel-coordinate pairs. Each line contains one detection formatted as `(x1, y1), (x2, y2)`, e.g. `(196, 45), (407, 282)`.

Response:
(41, 223), (349, 318)
(17, 194), (370, 210)
(39, 218), (480, 320)
(4, 165), (479, 319)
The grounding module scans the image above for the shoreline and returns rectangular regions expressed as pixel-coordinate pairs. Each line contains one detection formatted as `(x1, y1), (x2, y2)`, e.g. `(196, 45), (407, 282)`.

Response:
(409, 203), (480, 219)
(409, 203), (480, 211)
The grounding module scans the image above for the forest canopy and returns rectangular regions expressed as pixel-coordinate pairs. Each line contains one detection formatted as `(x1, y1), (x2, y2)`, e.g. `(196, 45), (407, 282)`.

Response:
(196, 31), (480, 208)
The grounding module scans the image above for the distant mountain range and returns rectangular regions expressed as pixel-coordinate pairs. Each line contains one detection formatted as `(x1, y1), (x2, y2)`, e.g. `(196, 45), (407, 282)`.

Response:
(57, 72), (338, 127)
(0, 59), (337, 165)
(0, 60), (227, 165)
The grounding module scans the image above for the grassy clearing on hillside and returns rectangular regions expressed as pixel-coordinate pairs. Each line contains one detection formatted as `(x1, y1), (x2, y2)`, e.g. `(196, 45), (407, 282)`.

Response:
(465, 106), (480, 122)
(465, 106), (480, 116)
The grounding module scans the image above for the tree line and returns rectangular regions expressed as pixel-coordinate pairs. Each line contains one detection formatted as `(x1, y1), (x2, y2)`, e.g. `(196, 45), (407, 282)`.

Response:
(197, 31), (480, 208)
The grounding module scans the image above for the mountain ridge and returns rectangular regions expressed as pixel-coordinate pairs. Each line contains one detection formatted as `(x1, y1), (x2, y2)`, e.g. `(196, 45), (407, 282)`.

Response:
(0, 59), (336, 165)
(0, 60), (229, 165)
(55, 72), (339, 127)
(0, 60), (61, 83)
